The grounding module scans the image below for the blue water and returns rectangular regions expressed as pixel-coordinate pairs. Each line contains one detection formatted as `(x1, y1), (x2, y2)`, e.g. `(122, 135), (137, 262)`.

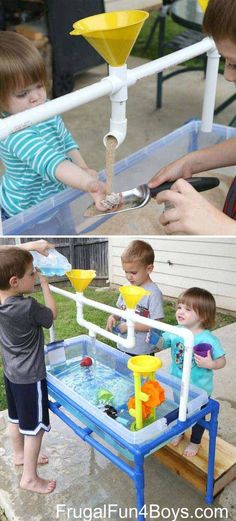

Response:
(48, 356), (134, 410)
(39, 268), (67, 276)
(48, 355), (180, 430)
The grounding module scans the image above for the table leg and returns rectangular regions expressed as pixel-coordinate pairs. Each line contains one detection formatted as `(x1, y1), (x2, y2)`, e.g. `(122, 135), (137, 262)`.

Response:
(134, 453), (146, 520)
(205, 401), (220, 504)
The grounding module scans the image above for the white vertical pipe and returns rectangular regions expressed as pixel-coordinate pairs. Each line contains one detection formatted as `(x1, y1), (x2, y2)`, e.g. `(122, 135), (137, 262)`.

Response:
(49, 326), (56, 342)
(201, 45), (220, 132)
(103, 64), (128, 148)
(178, 333), (194, 422)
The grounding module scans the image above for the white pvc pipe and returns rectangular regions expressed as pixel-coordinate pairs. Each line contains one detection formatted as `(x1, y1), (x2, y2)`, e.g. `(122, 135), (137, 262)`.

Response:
(49, 284), (194, 421)
(103, 65), (128, 148)
(127, 37), (215, 83)
(0, 37), (214, 142)
(201, 46), (220, 132)
(0, 76), (120, 141)
(49, 325), (56, 343)
(0, 36), (216, 234)
(76, 292), (136, 350)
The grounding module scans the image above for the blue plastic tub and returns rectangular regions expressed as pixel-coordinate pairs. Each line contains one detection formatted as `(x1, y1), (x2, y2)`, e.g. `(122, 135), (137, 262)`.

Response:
(46, 335), (208, 447)
(3, 120), (236, 235)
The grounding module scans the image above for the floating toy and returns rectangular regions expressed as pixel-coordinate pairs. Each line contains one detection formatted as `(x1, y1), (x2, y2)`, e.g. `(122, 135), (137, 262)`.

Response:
(127, 355), (165, 430)
(97, 388), (114, 404)
(80, 356), (93, 367)
(103, 404), (118, 419)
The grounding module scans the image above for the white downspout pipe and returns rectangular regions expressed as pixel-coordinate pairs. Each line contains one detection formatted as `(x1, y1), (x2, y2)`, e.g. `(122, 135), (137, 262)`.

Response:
(201, 45), (220, 132)
(103, 65), (128, 148)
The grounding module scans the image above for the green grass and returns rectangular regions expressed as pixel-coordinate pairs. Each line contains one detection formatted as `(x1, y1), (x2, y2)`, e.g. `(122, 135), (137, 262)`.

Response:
(0, 284), (235, 411)
(131, 12), (225, 72)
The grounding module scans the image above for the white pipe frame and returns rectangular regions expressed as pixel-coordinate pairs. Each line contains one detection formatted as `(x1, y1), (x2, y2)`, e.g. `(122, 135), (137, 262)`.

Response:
(0, 38), (219, 231)
(49, 284), (194, 423)
(0, 37), (217, 144)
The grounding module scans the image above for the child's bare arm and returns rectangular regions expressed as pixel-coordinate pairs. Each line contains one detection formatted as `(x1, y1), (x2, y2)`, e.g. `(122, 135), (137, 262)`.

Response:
(195, 352), (226, 370)
(38, 273), (57, 319)
(20, 239), (54, 255)
(55, 160), (107, 211)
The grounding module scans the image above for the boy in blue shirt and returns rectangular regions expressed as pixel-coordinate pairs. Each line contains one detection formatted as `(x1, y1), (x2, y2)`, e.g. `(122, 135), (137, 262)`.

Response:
(162, 287), (226, 457)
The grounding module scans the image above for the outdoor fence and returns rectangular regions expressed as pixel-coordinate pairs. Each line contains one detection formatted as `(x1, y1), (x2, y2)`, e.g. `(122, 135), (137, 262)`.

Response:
(0, 238), (109, 284)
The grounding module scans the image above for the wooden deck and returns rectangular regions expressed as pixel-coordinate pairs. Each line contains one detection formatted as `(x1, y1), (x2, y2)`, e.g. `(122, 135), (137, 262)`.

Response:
(154, 431), (236, 496)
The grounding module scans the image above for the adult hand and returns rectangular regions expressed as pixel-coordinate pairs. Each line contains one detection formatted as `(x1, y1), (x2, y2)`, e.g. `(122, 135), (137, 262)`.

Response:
(155, 178), (235, 235)
(148, 157), (194, 189)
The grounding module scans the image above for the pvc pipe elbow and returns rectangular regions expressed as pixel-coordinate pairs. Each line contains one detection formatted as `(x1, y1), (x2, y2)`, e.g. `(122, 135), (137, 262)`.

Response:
(103, 122), (127, 149)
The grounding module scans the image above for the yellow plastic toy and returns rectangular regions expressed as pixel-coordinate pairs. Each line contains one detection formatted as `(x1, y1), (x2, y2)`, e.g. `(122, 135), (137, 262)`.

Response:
(70, 10), (149, 67)
(127, 355), (165, 430)
(66, 269), (96, 292)
(119, 285), (150, 309)
(197, 0), (209, 12)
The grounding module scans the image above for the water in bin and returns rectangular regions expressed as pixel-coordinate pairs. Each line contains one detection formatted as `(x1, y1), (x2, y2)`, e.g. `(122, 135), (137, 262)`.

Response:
(31, 249), (72, 276)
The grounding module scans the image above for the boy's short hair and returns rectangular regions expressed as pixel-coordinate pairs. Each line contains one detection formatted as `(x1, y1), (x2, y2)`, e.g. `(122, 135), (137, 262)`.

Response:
(203, 0), (236, 43)
(121, 240), (155, 266)
(0, 31), (48, 110)
(0, 248), (33, 290)
(178, 287), (216, 329)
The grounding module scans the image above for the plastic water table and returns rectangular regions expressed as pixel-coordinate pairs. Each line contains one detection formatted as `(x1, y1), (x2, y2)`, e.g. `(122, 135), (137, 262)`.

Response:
(46, 335), (219, 519)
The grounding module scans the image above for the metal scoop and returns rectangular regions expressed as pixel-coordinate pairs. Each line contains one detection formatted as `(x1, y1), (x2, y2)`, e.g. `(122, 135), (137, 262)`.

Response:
(84, 176), (220, 217)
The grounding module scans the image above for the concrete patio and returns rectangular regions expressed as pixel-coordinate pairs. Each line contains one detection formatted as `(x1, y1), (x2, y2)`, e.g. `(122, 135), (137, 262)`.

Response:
(0, 322), (235, 521)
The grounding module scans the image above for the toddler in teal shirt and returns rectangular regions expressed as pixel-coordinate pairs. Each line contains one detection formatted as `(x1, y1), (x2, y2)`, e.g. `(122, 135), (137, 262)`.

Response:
(162, 287), (226, 457)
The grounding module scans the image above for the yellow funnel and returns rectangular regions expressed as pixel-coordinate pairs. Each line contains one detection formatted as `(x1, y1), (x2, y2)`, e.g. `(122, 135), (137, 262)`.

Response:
(197, 0), (209, 12)
(66, 269), (96, 292)
(70, 10), (149, 67)
(119, 285), (150, 309)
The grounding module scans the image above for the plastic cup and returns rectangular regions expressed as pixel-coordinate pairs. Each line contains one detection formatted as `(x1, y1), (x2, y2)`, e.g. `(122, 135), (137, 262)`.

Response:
(194, 343), (212, 357)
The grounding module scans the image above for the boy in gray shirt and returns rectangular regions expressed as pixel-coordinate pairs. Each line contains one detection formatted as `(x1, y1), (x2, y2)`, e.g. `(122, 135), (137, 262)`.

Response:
(107, 240), (164, 355)
(0, 247), (57, 494)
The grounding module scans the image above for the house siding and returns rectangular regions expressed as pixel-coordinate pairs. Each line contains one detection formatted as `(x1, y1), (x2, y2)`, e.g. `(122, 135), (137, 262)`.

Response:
(109, 237), (236, 311)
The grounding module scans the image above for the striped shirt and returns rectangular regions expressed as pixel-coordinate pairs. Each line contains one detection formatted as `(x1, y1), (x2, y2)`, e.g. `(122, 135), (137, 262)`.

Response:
(0, 114), (78, 216)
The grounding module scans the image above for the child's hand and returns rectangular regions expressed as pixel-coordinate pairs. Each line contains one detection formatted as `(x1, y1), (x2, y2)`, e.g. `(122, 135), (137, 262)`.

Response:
(33, 239), (54, 256)
(118, 322), (127, 335)
(88, 180), (108, 211)
(194, 350), (214, 369)
(37, 271), (49, 286)
(106, 315), (117, 332)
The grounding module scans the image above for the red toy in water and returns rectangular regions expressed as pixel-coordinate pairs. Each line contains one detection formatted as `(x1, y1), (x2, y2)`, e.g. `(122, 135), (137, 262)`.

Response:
(80, 356), (93, 367)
